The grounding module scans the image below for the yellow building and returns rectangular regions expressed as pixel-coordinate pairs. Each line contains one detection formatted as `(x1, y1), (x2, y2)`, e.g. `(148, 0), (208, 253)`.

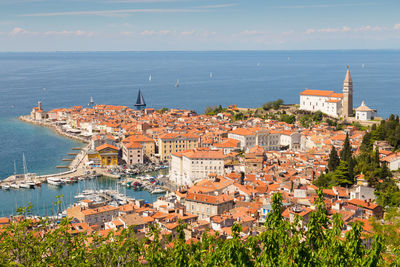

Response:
(87, 144), (119, 166)
(158, 133), (199, 161)
(122, 134), (155, 160)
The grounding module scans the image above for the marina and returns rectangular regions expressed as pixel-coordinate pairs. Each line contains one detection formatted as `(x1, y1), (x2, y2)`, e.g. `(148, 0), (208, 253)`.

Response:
(0, 169), (168, 217)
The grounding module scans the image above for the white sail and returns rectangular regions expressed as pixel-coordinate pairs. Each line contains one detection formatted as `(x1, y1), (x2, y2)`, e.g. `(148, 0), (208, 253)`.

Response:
(149, 74), (152, 82)
(175, 79), (180, 87)
(209, 72), (213, 79)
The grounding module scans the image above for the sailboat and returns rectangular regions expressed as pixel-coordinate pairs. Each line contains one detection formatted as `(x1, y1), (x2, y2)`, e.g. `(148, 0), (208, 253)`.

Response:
(175, 79), (180, 87)
(88, 96), (94, 106)
(22, 153), (35, 189)
(134, 89), (146, 110)
(209, 72), (213, 79)
(148, 74), (152, 82)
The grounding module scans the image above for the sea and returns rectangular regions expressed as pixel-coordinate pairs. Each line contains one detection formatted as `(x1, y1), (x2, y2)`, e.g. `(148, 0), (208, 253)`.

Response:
(0, 50), (400, 215)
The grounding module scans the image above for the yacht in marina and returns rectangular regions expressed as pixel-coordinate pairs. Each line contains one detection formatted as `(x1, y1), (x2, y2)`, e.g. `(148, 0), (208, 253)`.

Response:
(10, 183), (20, 189)
(47, 177), (62, 186)
(2, 184), (10, 190)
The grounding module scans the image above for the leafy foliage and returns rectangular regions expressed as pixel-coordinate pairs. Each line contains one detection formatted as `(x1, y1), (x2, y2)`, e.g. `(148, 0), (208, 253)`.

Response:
(0, 193), (390, 266)
(262, 99), (284, 111)
(204, 105), (226, 115)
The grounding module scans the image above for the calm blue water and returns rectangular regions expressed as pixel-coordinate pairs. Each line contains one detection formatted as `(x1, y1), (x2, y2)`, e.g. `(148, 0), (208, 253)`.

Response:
(0, 176), (163, 217)
(0, 50), (400, 215)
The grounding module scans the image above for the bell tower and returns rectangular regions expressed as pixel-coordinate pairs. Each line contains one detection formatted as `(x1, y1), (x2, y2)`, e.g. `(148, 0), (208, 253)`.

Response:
(342, 66), (353, 117)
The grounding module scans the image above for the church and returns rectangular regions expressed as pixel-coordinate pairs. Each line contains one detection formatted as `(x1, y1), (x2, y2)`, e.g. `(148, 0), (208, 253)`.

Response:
(300, 67), (353, 118)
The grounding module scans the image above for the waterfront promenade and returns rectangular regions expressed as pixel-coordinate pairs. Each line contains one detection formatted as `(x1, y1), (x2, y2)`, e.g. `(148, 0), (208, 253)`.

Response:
(1, 116), (120, 187)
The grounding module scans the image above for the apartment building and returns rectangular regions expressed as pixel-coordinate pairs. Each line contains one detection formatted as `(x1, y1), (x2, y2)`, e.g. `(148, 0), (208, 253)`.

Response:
(184, 192), (234, 220)
(122, 141), (144, 165)
(170, 148), (226, 186)
(158, 133), (200, 161)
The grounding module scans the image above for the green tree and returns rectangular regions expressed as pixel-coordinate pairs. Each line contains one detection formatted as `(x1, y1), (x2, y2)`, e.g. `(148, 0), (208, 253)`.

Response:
(328, 146), (340, 172)
(340, 133), (352, 162)
(332, 160), (353, 186)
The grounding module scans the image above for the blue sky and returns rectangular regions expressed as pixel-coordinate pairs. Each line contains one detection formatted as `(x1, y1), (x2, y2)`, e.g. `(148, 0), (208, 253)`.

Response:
(0, 0), (399, 51)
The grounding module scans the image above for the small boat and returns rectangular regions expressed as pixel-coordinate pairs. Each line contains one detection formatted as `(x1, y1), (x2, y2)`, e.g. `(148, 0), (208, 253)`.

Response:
(47, 177), (62, 186)
(209, 72), (213, 79)
(19, 182), (31, 189)
(2, 184), (10, 190)
(152, 188), (166, 194)
(10, 183), (19, 189)
(149, 74), (152, 82)
(74, 194), (85, 199)
(27, 181), (35, 189)
(60, 178), (70, 184)
(175, 79), (179, 87)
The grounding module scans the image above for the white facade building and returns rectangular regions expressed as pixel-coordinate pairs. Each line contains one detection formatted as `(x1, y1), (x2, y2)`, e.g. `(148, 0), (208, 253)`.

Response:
(299, 90), (343, 117)
(228, 128), (300, 151)
(355, 101), (377, 121)
(299, 68), (354, 118)
(170, 149), (226, 186)
(227, 128), (256, 149)
(350, 185), (376, 201)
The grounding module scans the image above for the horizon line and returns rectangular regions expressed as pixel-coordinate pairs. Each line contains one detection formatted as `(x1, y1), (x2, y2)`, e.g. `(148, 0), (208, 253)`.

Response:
(1, 48), (400, 53)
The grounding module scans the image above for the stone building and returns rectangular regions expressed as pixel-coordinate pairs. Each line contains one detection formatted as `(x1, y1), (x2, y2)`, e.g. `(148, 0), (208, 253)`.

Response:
(184, 192), (234, 220)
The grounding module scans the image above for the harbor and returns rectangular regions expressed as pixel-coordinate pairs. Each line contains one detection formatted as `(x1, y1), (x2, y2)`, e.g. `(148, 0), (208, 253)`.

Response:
(0, 174), (166, 217)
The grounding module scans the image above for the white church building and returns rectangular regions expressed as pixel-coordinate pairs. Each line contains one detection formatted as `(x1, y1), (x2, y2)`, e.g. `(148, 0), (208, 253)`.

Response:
(355, 101), (377, 121)
(300, 67), (353, 118)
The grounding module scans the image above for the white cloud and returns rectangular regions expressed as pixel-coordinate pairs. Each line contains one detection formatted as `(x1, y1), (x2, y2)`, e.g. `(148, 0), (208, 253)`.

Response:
(139, 30), (171, 36)
(120, 31), (134, 36)
(305, 25), (387, 34)
(181, 30), (195, 36)
(44, 30), (92, 37)
(140, 30), (157, 36)
(394, 24), (400, 30)
(20, 8), (205, 17)
(9, 27), (38, 36)
(357, 25), (386, 32)
(8, 28), (95, 37)
(197, 4), (237, 9)
(240, 30), (267, 36)
(275, 3), (379, 9)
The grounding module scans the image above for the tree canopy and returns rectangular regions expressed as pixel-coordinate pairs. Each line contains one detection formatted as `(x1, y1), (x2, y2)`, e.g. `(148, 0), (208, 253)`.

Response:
(0, 193), (393, 266)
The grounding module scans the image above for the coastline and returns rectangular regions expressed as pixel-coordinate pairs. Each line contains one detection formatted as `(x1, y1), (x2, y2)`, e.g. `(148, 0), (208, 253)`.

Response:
(18, 115), (90, 144)
(1, 116), (120, 185)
